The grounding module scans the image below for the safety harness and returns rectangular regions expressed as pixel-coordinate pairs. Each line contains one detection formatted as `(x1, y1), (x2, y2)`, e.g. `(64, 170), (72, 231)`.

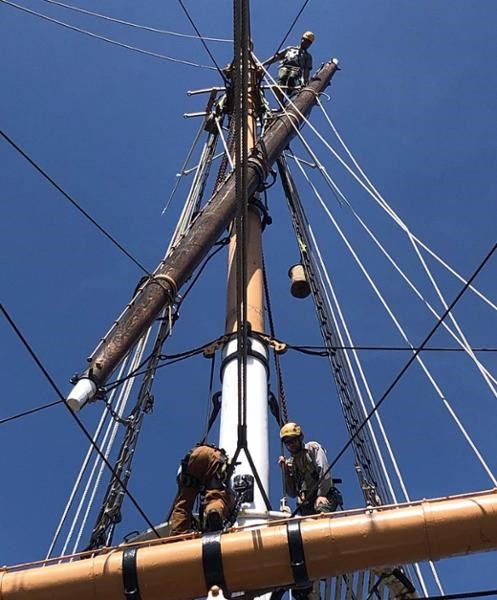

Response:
(179, 443), (230, 491)
(289, 446), (343, 511)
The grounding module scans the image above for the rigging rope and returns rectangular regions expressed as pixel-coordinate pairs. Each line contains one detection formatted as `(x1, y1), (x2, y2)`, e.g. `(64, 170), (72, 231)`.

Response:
(273, 0), (313, 55)
(278, 157), (388, 505)
(0, 128), (151, 276)
(284, 90), (497, 315)
(46, 358), (130, 558)
(86, 116), (227, 547)
(0, 399), (63, 425)
(314, 97), (497, 309)
(0, 0), (217, 70)
(262, 252), (288, 425)
(87, 325), (162, 549)
(65, 347), (139, 555)
(37, 0), (232, 42)
(307, 223), (440, 595)
(312, 100), (497, 398)
(292, 145), (497, 385)
(177, 0), (228, 83)
(295, 157), (497, 487)
(292, 241), (497, 515)
(0, 303), (160, 539)
(162, 121), (206, 216)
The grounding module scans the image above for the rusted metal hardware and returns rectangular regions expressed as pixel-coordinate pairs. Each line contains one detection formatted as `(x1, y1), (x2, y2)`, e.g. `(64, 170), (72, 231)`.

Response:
(254, 333), (287, 354)
(203, 335), (232, 358)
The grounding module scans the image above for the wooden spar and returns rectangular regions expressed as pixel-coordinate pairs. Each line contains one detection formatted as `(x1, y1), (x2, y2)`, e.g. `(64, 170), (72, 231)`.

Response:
(67, 60), (339, 410)
(225, 53), (264, 335)
(3, 489), (497, 600)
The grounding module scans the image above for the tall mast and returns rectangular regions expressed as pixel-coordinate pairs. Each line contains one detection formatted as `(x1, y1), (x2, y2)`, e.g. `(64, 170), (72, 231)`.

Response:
(219, 0), (269, 515)
(67, 61), (340, 410)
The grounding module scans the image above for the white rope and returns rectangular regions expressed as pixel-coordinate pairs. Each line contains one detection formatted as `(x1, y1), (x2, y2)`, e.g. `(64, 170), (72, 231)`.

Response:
(214, 116), (234, 171)
(409, 236), (497, 396)
(257, 61), (439, 592)
(37, 0), (232, 42)
(294, 157), (497, 488)
(259, 60), (496, 324)
(46, 357), (129, 559)
(183, 152), (224, 177)
(312, 100), (497, 396)
(315, 97), (497, 314)
(162, 122), (206, 216)
(63, 332), (150, 555)
(288, 149), (497, 389)
(308, 225), (437, 596)
(1, 0), (217, 70)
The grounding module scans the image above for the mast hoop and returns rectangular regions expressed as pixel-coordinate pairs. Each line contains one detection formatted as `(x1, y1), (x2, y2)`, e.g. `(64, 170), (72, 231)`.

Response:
(148, 274), (178, 300)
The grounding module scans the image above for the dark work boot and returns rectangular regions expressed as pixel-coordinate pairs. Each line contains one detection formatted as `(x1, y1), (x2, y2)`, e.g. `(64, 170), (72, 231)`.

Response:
(204, 510), (224, 532)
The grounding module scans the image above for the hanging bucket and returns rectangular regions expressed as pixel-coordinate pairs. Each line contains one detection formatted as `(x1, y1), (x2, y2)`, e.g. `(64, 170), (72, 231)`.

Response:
(288, 263), (311, 298)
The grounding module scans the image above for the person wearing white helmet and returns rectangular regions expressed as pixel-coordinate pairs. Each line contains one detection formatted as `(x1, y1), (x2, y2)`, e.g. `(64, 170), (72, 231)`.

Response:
(278, 421), (342, 516)
(263, 31), (315, 103)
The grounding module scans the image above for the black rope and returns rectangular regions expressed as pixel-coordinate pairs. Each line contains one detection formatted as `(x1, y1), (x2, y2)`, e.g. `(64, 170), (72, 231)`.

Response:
(262, 252), (288, 425)
(0, 302), (161, 539)
(287, 343), (497, 355)
(291, 241), (497, 516)
(419, 590), (497, 600)
(104, 351), (205, 392)
(177, 0), (228, 84)
(234, 0), (250, 451)
(179, 237), (230, 305)
(201, 353), (217, 444)
(274, 0), (313, 55)
(0, 128), (151, 276)
(0, 399), (63, 425)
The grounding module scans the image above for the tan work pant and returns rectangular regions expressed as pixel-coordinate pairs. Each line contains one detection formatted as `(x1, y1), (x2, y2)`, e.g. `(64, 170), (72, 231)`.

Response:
(170, 445), (233, 535)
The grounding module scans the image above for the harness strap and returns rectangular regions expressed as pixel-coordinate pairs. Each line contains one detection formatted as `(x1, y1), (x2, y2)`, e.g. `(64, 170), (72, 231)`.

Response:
(122, 547), (141, 600)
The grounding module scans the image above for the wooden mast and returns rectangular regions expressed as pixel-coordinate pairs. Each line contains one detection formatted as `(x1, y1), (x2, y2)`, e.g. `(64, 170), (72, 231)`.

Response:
(67, 60), (340, 411)
(219, 0), (271, 515)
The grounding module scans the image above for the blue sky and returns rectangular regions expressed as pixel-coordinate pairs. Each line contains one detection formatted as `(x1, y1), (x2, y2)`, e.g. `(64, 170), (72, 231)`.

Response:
(1, 0), (497, 595)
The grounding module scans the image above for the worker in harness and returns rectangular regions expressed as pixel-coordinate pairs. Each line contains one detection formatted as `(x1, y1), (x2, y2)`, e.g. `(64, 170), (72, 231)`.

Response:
(263, 31), (315, 104)
(278, 422), (343, 516)
(170, 444), (235, 536)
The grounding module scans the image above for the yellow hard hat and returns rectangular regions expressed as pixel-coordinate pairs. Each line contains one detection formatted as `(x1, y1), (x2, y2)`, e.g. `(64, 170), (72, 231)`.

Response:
(280, 422), (303, 439)
(302, 31), (315, 43)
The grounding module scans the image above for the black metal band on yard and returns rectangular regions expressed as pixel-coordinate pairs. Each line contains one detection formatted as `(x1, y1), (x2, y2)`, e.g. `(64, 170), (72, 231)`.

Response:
(202, 532), (226, 591)
(122, 547), (141, 600)
(286, 520), (310, 588)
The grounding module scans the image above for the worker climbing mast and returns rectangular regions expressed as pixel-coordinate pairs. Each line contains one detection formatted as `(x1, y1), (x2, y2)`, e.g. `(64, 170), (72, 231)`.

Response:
(219, 0), (271, 519)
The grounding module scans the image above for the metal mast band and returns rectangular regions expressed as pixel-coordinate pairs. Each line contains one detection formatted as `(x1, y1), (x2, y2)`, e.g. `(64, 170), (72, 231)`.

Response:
(122, 547), (141, 600)
(286, 520), (310, 588)
(202, 532), (226, 591)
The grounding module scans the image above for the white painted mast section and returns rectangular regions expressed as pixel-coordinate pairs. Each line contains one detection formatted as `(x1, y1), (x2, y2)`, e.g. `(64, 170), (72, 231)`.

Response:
(220, 206), (270, 519)
(220, 335), (269, 514)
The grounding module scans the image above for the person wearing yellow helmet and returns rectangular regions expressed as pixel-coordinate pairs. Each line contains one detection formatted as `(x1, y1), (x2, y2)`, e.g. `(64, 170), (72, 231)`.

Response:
(277, 421), (342, 600)
(262, 32), (315, 104)
(278, 421), (342, 516)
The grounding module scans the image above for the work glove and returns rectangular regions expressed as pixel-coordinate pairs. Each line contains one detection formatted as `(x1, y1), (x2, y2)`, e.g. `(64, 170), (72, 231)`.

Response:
(314, 495), (332, 513)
